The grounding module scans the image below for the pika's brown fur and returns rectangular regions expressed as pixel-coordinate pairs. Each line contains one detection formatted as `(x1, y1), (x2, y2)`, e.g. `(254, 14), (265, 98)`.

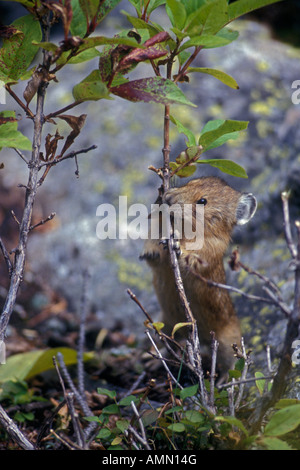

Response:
(141, 177), (257, 374)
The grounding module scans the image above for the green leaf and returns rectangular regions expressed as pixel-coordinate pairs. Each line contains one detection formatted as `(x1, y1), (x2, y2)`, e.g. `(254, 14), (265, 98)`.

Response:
(228, 0), (283, 24)
(0, 347), (91, 383)
(264, 405), (300, 437)
(180, 0), (207, 17)
(168, 423), (186, 433)
(57, 48), (101, 66)
(187, 67), (239, 89)
(70, 0), (87, 37)
(0, 111), (32, 151)
(116, 419), (130, 433)
(97, 428), (112, 439)
(0, 15), (42, 83)
(180, 384), (199, 400)
(78, 35), (143, 53)
(110, 77), (196, 107)
(235, 358), (245, 372)
(79, 0), (100, 22)
(97, 387), (117, 399)
(1, 0), (35, 7)
(184, 409), (205, 424)
(170, 115), (197, 146)
(275, 399), (300, 409)
(102, 404), (120, 414)
(118, 395), (139, 406)
(166, 0), (186, 30)
(259, 436), (294, 451)
(123, 13), (161, 35)
(170, 161), (197, 178)
(147, 0), (167, 14)
(171, 322), (193, 336)
(96, 0), (122, 24)
(255, 371), (267, 396)
(179, 31), (238, 51)
(199, 119), (248, 149)
(215, 415), (249, 436)
(185, 0), (229, 36)
(197, 159), (248, 178)
(72, 70), (110, 101)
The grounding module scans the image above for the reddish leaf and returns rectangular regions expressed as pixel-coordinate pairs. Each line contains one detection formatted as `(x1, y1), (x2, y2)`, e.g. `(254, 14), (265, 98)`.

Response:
(57, 114), (87, 156)
(43, 130), (64, 162)
(117, 44), (168, 72)
(47, 0), (73, 39)
(0, 116), (19, 125)
(0, 25), (21, 39)
(143, 31), (170, 47)
(110, 77), (196, 107)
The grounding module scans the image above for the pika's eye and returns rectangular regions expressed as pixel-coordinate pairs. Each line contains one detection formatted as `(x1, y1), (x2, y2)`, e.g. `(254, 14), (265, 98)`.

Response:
(197, 198), (207, 205)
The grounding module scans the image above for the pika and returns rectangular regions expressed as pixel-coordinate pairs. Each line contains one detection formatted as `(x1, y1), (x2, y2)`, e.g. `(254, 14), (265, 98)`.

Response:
(140, 176), (257, 374)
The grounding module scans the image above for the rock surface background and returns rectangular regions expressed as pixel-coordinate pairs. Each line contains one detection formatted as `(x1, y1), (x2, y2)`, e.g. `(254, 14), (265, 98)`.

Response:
(1, 4), (300, 381)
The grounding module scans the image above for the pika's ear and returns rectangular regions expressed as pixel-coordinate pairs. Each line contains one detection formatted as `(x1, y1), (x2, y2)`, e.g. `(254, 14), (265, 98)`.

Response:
(236, 193), (257, 225)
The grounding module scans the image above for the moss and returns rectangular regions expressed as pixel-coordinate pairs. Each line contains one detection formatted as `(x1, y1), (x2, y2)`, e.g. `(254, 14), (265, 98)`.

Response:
(121, 165), (146, 202)
(107, 252), (152, 291)
(255, 61), (269, 72)
(250, 101), (272, 116)
(144, 135), (161, 149)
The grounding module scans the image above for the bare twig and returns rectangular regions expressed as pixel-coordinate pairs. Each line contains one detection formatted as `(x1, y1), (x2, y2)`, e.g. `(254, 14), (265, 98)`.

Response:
(45, 100), (84, 120)
(38, 145), (97, 169)
(14, 148), (30, 165)
(4, 84), (34, 119)
(130, 400), (151, 450)
(188, 263), (291, 317)
(77, 269), (90, 397)
(0, 404), (35, 450)
(53, 356), (86, 448)
(0, 237), (13, 277)
(218, 374), (275, 390)
(56, 352), (97, 440)
(29, 212), (56, 231)
(249, 195), (300, 433)
(0, 15), (52, 342)
(209, 332), (218, 407)
(281, 191), (297, 258)
(234, 338), (252, 409)
(145, 330), (183, 390)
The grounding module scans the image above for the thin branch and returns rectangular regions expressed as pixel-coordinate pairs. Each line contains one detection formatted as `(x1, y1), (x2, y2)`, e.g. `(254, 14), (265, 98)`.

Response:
(56, 352), (97, 440)
(209, 332), (218, 408)
(0, 237), (13, 277)
(0, 14), (52, 342)
(281, 191), (297, 259)
(29, 212), (56, 231)
(5, 84), (34, 119)
(14, 148), (30, 165)
(53, 356), (86, 448)
(130, 401), (151, 450)
(145, 330), (183, 390)
(174, 46), (203, 84)
(218, 374), (275, 390)
(45, 100), (84, 120)
(188, 263), (291, 316)
(0, 404), (35, 450)
(77, 269), (90, 397)
(234, 338), (252, 409)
